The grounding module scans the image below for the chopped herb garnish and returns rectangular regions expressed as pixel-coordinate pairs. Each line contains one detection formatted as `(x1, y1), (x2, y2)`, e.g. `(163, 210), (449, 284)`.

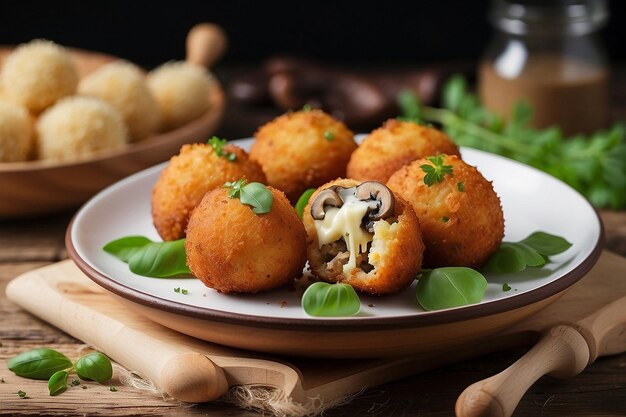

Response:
(17, 390), (27, 398)
(441, 216), (449, 223)
(302, 104), (312, 112)
(174, 287), (180, 293)
(181, 289), (189, 295)
(0, 377), (4, 383)
(81, 385), (88, 389)
(109, 386), (118, 392)
(71, 379), (80, 386)
(208, 136), (237, 162)
(457, 182), (465, 192)
(420, 155), (453, 186)
(503, 283), (512, 292)
(224, 179), (274, 214)
(324, 131), (334, 141)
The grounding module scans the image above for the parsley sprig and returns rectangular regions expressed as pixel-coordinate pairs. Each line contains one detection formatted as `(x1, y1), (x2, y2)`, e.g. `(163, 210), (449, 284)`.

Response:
(420, 155), (453, 186)
(224, 179), (274, 214)
(398, 75), (626, 209)
(208, 136), (237, 162)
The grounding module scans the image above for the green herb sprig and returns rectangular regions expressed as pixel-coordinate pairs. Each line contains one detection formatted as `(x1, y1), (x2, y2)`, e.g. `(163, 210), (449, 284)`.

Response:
(103, 236), (190, 277)
(420, 155), (453, 186)
(224, 179), (274, 214)
(398, 76), (626, 209)
(208, 136), (237, 162)
(8, 348), (113, 397)
(301, 282), (361, 317)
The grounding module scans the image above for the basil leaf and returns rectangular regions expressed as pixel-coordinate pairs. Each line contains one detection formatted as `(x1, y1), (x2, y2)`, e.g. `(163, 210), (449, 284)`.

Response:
(239, 182), (273, 214)
(75, 352), (113, 383)
(8, 348), (73, 380)
(484, 231), (572, 273)
(416, 267), (487, 311)
(127, 239), (190, 277)
(102, 236), (152, 262)
(521, 232), (572, 256)
(485, 242), (546, 273)
(295, 188), (315, 219)
(302, 282), (361, 317)
(48, 370), (68, 396)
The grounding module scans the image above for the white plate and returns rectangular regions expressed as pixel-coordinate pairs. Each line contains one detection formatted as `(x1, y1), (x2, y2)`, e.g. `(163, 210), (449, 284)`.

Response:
(67, 137), (603, 329)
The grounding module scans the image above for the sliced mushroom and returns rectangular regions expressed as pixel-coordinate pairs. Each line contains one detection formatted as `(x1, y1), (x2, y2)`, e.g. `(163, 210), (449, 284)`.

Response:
(310, 187), (344, 220)
(355, 182), (395, 231)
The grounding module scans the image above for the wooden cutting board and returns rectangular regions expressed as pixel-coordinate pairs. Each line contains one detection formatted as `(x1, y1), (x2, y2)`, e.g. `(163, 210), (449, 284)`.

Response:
(5, 250), (626, 413)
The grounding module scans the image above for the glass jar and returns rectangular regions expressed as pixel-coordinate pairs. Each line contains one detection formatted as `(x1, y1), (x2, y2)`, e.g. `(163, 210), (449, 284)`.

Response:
(478, 0), (609, 136)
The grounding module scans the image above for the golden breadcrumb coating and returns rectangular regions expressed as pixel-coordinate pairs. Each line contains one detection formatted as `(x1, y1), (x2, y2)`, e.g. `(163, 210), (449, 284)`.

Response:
(387, 155), (504, 268)
(147, 61), (214, 131)
(79, 60), (159, 141)
(186, 186), (307, 293)
(250, 109), (357, 202)
(303, 178), (424, 295)
(347, 119), (461, 183)
(1, 40), (78, 114)
(36, 96), (127, 161)
(0, 101), (34, 162)
(151, 143), (266, 241)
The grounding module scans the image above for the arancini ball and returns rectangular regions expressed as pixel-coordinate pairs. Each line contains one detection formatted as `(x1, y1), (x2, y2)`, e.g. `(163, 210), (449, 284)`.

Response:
(185, 185), (307, 293)
(151, 141), (266, 241)
(78, 61), (159, 141)
(36, 96), (127, 161)
(1, 40), (78, 114)
(250, 109), (357, 202)
(347, 119), (461, 183)
(0, 101), (34, 162)
(147, 61), (213, 131)
(387, 155), (504, 268)
(303, 178), (424, 295)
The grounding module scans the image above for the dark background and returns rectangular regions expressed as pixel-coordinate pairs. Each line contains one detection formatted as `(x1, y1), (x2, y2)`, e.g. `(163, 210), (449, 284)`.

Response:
(1, 0), (624, 69)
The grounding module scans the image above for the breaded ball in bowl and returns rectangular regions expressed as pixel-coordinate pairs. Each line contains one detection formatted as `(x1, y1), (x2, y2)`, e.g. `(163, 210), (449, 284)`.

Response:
(0, 101), (34, 162)
(387, 155), (504, 268)
(152, 141), (266, 241)
(79, 61), (160, 141)
(36, 96), (127, 161)
(347, 120), (461, 183)
(1, 40), (78, 114)
(147, 61), (214, 131)
(186, 185), (307, 293)
(303, 178), (424, 295)
(250, 109), (357, 202)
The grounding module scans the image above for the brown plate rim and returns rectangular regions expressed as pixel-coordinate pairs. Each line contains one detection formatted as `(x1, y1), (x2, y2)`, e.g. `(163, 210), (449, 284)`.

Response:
(64, 149), (605, 332)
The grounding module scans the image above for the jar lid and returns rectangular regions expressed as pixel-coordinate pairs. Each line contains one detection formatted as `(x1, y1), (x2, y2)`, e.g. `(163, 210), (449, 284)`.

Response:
(490, 0), (608, 36)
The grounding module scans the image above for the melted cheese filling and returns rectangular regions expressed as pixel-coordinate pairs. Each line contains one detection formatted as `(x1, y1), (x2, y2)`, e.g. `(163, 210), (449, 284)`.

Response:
(314, 188), (377, 274)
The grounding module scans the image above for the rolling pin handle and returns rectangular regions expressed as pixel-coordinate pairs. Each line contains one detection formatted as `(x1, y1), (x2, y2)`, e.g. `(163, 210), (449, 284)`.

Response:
(186, 23), (227, 68)
(159, 352), (229, 402)
(455, 325), (589, 417)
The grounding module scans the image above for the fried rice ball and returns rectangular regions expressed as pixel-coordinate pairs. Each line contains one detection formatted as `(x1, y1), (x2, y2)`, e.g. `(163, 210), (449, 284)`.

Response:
(36, 96), (127, 161)
(250, 109), (357, 202)
(387, 155), (504, 268)
(186, 186), (307, 293)
(152, 142), (266, 241)
(147, 61), (214, 131)
(303, 178), (424, 295)
(1, 40), (78, 114)
(78, 61), (160, 141)
(347, 119), (461, 183)
(0, 101), (34, 162)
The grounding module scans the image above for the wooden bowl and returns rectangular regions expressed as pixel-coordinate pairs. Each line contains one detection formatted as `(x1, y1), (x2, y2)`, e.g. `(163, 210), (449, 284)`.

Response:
(0, 24), (227, 218)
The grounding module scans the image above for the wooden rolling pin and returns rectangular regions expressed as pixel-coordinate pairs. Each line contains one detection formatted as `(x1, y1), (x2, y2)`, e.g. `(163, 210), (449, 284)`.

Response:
(456, 294), (626, 417)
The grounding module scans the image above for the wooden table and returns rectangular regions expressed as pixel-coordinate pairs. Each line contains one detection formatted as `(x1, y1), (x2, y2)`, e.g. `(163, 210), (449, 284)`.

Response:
(0, 210), (625, 416)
